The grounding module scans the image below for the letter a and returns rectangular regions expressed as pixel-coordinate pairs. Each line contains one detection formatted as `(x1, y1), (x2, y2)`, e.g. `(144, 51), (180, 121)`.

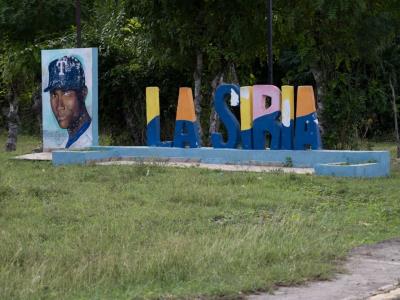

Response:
(173, 87), (201, 148)
(294, 86), (322, 150)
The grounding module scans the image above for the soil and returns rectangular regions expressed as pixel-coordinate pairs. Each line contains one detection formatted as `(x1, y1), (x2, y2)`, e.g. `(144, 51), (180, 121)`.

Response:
(248, 239), (400, 300)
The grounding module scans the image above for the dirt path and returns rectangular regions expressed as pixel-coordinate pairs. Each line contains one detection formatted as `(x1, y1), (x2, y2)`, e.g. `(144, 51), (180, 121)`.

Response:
(97, 160), (314, 174)
(248, 239), (400, 300)
(14, 153), (314, 174)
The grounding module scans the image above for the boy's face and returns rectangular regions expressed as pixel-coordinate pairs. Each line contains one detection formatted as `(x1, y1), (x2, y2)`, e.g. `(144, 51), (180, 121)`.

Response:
(50, 89), (81, 129)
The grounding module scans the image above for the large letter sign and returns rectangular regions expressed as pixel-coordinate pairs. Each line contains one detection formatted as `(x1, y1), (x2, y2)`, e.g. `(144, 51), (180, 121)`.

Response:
(281, 85), (295, 150)
(240, 86), (253, 150)
(145, 87), (172, 147)
(146, 87), (162, 146)
(211, 84), (241, 149)
(294, 86), (322, 150)
(173, 88), (201, 148)
(145, 84), (322, 150)
(252, 85), (282, 150)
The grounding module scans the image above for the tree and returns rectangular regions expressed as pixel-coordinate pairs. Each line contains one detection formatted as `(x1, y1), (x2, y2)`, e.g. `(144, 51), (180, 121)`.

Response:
(379, 39), (400, 158)
(0, 0), (94, 150)
(274, 0), (400, 148)
(0, 42), (36, 150)
(132, 0), (267, 143)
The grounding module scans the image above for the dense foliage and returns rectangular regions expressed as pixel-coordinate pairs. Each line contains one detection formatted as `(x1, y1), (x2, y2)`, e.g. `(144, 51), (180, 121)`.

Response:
(0, 0), (399, 150)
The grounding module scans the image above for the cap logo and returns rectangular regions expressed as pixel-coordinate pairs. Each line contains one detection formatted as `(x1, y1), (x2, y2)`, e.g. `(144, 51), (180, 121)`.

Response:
(56, 58), (67, 76)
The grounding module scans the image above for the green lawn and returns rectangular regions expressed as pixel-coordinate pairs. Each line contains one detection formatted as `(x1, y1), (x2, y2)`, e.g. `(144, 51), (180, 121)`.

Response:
(1, 135), (399, 299)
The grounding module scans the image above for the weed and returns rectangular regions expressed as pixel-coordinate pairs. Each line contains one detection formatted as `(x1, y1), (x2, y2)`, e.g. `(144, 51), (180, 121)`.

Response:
(284, 156), (293, 167)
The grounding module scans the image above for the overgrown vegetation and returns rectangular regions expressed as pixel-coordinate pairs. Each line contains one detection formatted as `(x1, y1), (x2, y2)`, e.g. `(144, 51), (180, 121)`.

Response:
(0, 1), (399, 151)
(0, 135), (399, 299)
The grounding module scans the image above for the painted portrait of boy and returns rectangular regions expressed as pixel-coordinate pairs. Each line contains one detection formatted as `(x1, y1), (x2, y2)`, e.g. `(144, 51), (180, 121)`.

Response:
(42, 48), (98, 149)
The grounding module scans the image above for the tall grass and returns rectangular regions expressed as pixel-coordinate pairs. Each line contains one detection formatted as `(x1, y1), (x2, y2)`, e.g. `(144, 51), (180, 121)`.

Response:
(0, 135), (399, 299)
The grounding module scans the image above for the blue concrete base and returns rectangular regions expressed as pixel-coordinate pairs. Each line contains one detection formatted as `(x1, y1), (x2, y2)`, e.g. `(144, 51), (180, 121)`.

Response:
(52, 146), (391, 178)
(314, 162), (386, 177)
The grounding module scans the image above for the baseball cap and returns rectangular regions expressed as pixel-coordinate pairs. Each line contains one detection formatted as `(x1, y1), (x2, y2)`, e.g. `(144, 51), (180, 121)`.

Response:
(44, 56), (85, 92)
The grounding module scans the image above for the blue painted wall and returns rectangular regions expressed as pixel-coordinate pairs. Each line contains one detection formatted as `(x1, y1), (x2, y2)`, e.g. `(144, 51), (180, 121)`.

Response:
(52, 146), (390, 178)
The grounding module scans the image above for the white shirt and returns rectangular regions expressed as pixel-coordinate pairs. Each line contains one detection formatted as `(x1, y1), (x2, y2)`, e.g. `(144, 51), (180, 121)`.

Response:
(62, 122), (93, 149)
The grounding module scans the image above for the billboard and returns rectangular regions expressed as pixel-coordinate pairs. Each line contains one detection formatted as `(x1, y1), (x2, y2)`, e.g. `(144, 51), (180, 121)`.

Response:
(41, 48), (98, 149)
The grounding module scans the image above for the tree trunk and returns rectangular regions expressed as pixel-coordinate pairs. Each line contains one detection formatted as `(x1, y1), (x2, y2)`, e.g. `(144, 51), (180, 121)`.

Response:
(229, 63), (239, 85)
(5, 88), (19, 152)
(31, 84), (43, 152)
(389, 75), (400, 158)
(122, 93), (145, 145)
(193, 51), (203, 142)
(208, 72), (224, 144)
(311, 65), (325, 136)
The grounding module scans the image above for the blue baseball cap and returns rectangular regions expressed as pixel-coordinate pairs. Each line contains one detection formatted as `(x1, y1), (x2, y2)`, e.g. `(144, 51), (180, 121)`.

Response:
(44, 56), (86, 92)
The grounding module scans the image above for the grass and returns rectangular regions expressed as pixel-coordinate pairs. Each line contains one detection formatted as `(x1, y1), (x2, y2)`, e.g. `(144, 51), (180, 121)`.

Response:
(0, 135), (400, 299)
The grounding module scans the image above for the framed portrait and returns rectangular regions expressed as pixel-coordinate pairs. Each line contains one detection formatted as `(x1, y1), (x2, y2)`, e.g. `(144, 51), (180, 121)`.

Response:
(41, 48), (98, 150)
